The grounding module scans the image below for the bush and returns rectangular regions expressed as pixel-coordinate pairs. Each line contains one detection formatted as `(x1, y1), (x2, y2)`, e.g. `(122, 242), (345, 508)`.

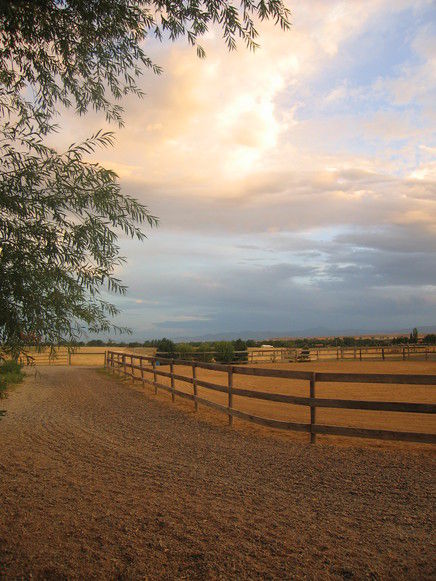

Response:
(195, 343), (214, 362)
(0, 376), (7, 399)
(233, 338), (247, 351)
(232, 339), (248, 362)
(0, 360), (24, 418)
(0, 359), (24, 386)
(215, 342), (235, 363)
(156, 338), (176, 354)
(176, 343), (195, 359)
(0, 359), (22, 374)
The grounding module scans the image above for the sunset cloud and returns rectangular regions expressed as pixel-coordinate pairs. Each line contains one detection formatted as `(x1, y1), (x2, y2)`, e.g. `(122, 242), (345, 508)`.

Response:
(53, 0), (436, 338)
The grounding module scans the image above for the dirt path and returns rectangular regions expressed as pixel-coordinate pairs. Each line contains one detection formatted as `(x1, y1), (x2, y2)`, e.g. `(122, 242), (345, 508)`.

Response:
(0, 367), (434, 580)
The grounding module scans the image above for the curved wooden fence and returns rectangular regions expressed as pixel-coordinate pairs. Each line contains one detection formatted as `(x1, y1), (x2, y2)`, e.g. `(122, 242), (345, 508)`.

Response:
(106, 350), (436, 445)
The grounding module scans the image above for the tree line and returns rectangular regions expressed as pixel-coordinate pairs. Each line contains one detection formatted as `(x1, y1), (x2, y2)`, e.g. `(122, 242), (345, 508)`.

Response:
(79, 329), (436, 353)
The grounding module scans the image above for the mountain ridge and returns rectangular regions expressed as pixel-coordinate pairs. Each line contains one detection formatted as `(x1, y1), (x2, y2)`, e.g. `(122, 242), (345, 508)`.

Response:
(139, 325), (436, 343)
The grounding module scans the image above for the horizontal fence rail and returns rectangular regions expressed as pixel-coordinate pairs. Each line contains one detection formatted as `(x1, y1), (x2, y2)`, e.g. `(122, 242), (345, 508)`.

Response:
(151, 344), (436, 364)
(244, 345), (436, 363)
(15, 345), (434, 366)
(106, 350), (436, 445)
(16, 351), (107, 366)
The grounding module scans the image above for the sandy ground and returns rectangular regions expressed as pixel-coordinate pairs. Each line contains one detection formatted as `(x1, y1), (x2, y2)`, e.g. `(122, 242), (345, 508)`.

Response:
(0, 366), (435, 580)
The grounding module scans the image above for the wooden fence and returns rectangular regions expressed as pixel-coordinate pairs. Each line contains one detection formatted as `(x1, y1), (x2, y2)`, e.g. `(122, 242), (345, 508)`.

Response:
(148, 345), (436, 364)
(17, 350), (107, 366)
(106, 350), (436, 445)
(246, 345), (436, 363)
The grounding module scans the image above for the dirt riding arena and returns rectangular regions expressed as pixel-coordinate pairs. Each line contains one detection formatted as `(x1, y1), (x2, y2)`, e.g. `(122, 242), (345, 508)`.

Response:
(0, 365), (435, 579)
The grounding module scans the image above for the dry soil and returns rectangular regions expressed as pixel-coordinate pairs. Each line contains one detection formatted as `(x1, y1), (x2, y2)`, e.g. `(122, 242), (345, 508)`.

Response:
(0, 366), (434, 580)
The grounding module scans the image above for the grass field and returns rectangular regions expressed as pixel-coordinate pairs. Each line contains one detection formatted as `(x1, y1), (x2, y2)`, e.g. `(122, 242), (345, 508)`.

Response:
(120, 358), (436, 447)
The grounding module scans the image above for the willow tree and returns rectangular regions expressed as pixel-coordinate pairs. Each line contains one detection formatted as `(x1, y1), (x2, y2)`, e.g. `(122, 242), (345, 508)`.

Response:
(0, 1), (291, 354)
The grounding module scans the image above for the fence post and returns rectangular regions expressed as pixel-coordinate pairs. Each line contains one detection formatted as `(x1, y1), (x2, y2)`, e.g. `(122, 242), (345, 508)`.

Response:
(310, 372), (317, 444)
(359, 348), (362, 361)
(68, 351), (72, 366)
(192, 362), (198, 411)
(152, 359), (157, 394)
(140, 357), (144, 384)
(170, 359), (175, 402)
(104, 351), (107, 368)
(382, 348), (385, 361)
(228, 366), (233, 426)
(123, 354), (127, 378)
(310, 373), (316, 444)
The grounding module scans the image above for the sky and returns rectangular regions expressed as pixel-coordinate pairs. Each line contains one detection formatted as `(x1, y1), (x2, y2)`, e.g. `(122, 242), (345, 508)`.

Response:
(60, 0), (436, 339)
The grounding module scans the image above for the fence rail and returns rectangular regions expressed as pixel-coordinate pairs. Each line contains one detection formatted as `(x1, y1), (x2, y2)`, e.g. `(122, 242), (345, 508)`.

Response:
(245, 345), (436, 363)
(152, 344), (436, 364)
(15, 345), (435, 366)
(106, 350), (436, 445)
(17, 351), (107, 366)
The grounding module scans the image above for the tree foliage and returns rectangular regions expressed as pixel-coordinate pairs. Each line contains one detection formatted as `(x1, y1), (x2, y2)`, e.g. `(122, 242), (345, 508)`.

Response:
(409, 327), (418, 344)
(176, 342), (195, 357)
(0, 1), (290, 125)
(215, 341), (235, 363)
(0, 1), (291, 354)
(0, 127), (157, 351)
(156, 338), (176, 354)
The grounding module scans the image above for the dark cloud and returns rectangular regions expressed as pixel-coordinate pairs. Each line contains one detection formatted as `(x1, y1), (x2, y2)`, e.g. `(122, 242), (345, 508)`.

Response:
(113, 229), (436, 338)
(333, 225), (436, 254)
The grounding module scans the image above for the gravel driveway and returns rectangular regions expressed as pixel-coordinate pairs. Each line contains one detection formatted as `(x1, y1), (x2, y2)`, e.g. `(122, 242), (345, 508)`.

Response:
(0, 367), (434, 579)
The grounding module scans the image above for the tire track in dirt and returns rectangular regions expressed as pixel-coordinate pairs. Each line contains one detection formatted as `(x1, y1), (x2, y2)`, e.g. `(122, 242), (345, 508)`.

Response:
(0, 367), (434, 580)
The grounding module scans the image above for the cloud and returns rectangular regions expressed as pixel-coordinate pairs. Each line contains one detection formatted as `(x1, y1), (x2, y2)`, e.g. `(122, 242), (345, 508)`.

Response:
(47, 1), (436, 337)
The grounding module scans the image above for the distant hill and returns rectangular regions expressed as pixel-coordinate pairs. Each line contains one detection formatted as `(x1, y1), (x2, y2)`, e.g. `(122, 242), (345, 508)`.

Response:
(168, 325), (436, 343)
